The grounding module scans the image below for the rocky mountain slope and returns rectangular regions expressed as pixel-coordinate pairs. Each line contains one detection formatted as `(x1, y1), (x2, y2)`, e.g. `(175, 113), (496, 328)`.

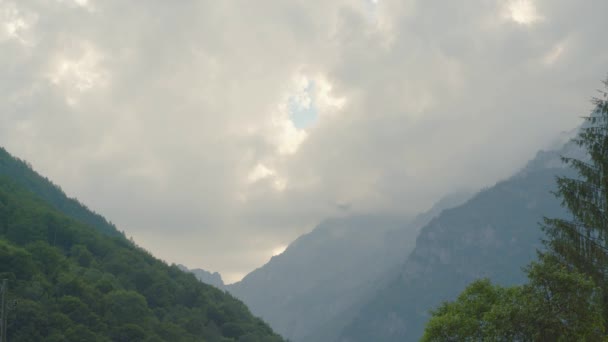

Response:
(338, 144), (578, 342)
(227, 192), (469, 342)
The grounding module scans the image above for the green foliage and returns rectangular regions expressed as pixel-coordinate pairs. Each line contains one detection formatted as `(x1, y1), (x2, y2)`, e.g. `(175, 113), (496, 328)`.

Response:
(422, 279), (505, 342)
(522, 254), (604, 340)
(422, 255), (604, 341)
(0, 156), (284, 341)
(423, 79), (608, 341)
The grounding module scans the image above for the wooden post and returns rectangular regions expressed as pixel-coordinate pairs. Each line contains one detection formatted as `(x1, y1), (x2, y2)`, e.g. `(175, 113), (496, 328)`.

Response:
(0, 279), (6, 342)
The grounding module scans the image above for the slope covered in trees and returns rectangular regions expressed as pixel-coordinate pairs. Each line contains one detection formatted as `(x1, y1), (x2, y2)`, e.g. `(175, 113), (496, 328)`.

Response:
(0, 149), (284, 342)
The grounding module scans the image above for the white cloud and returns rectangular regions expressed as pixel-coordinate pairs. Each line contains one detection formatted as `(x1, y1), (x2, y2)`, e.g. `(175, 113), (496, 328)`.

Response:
(314, 75), (346, 114)
(1, 2), (36, 44)
(248, 163), (276, 183)
(275, 116), (308, 155)
(5, 15), (25, 38)
(56, 0), (93, 11)
(47, 42), (107, 105)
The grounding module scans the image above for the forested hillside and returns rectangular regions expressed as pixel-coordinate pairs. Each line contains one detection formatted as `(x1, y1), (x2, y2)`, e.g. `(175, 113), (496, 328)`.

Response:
(0, 148), (121, 238)
(0, 149), (283, 342)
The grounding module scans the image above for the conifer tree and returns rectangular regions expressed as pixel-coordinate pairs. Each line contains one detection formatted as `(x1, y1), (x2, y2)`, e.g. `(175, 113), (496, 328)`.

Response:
(542, 78), (608, 323)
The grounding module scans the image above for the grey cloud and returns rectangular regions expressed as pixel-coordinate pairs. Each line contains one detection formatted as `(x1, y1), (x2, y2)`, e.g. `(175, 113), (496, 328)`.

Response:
(0, 0), (606, 282)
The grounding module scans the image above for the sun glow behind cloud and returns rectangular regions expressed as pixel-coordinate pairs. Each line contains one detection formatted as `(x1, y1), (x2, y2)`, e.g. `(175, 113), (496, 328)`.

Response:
(271, 245), (287, 257)
(506, 0), (542, 25)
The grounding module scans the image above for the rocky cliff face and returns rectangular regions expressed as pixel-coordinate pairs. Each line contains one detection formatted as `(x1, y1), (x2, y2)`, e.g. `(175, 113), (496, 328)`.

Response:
(178, 264), (226, 289)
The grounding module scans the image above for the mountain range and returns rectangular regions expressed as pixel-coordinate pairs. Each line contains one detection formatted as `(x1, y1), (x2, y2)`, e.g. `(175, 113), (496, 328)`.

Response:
(212, 140), (579, 341)
(339, 144), (577, 341)
(0, 131), (580, 341)
(225, 195), (470, 341)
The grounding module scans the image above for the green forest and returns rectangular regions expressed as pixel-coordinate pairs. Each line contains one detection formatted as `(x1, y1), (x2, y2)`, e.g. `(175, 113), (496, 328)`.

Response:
(0, 149), (284, 341)
(422, 81), (608, 341)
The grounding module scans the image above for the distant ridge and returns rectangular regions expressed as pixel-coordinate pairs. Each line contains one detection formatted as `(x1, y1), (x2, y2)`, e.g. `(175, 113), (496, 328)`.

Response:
(227, 192), (470, 342)
(178, 264), (226, 289)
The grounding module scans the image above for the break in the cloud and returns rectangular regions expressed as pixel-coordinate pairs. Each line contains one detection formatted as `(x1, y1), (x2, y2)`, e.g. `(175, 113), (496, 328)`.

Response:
(1, 0), (606, 283)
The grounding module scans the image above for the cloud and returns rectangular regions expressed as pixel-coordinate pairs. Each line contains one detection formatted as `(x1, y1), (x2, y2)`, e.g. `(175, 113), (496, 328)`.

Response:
(505, 0), (543, 25)
(0, 0), (607, 283)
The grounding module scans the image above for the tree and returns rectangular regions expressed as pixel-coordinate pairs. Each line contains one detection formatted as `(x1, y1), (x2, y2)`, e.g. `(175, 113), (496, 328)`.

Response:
(421, 257), (605, 342)
(104, 290), (150, 325)
(421, 279), (509, 342)
(519, 254), (604, 340)
(542, 78), (608, 324)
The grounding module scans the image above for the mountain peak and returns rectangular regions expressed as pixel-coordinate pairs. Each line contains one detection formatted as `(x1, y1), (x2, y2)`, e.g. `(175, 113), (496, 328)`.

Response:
(177, 264), (226, 289)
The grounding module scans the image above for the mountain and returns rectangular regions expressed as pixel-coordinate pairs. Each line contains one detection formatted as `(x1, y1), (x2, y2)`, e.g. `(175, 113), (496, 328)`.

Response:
(0, 147), (284, 342)
(178, 264), (226, 289)
(337, 143), (579, 342)
(226, 192), (470, 342)
(227, 215), (410, 342)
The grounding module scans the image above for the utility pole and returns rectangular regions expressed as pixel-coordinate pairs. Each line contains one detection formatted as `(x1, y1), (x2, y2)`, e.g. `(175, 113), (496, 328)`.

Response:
(0, 279), (6, 342)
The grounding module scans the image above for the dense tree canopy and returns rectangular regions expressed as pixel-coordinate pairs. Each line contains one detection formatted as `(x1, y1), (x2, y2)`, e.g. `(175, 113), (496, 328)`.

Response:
(422, 255), (604, 341)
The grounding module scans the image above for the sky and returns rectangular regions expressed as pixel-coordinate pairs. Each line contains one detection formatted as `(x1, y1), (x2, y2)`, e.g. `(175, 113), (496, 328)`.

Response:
(1, 0), (607, 283)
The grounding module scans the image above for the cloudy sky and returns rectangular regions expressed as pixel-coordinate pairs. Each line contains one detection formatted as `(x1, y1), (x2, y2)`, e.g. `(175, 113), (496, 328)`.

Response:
(1, 0), (607, 282)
